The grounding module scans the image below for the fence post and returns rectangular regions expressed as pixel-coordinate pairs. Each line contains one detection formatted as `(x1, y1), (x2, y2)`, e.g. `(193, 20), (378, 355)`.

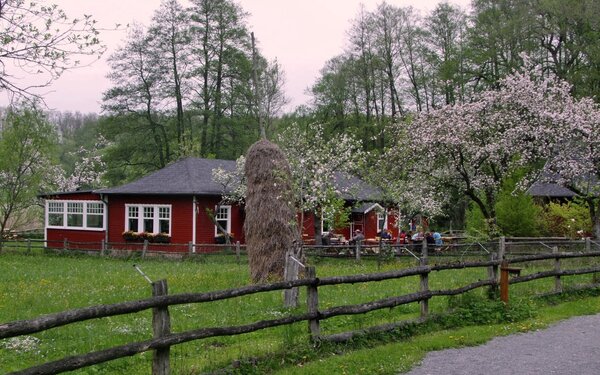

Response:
(494, 236), (506, 290)
(26, 239), (31, 255)
(589, 237), (600, 284)
(500, 260), (510, 303)
(187, 241), (193, 255)
(306, 266), (320, 341)
(420, 240), (429, 318)
(236, 241), (241, 264)
(142, 239), (149, 258)
(487, 252), (498, 298)
(553, 245), (562, 293)
(100, 239), (106, 256)
(63, 238), (68, 252)
(498, 236), (506, 260)
(152, 279), (171, 375)
(355, 241), (361, 261)
(586, 237), (591, 252)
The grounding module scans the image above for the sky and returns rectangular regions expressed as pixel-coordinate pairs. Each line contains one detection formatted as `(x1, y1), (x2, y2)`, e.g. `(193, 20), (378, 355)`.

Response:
(2, 0), (471, 114)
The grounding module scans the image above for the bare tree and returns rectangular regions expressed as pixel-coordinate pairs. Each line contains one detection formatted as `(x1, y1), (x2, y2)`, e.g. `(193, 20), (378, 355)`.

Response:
(0, 1), (105, 103)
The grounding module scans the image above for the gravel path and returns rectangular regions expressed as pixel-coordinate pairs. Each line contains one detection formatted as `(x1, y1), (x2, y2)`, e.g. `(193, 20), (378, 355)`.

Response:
(405, 314), (600, 375)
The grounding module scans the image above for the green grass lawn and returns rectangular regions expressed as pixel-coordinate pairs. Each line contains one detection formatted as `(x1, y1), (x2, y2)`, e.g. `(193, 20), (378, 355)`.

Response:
(1, 251), (600, 374)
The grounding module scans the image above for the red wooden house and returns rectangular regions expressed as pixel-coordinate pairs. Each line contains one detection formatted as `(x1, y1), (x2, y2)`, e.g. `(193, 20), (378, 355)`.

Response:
(42, 158), (396, 252)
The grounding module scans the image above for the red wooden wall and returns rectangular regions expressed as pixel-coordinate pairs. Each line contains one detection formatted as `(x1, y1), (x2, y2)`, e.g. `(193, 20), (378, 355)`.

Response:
(45, 192), (105, 250)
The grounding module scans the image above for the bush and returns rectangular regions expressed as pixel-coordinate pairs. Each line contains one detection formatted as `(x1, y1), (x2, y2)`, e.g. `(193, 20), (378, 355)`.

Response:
(445, 291), (536, 326)
(543, 200), (592, 238)
(466, 171), (544, 238)
(496, 188), (543, 237)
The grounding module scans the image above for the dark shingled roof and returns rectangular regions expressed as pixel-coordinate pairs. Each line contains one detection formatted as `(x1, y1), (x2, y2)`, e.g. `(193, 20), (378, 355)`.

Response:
(97, 158), (236, 196)
(526, 182), (577, 198)
(97, 157), (382, 201)
(334, 172), (382, 202)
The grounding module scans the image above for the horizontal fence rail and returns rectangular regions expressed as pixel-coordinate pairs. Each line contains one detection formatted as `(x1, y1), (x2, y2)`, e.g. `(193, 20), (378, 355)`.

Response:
(1, 237), (599, 374)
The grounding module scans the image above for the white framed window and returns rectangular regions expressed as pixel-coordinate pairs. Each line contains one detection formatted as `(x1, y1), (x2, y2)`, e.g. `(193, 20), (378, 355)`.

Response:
(126, 204), (171, 234)
(377, 211), (387, 230)
(321, 208), (333, 235)
(214, 205), (231, 236)
(46, 200), (105, 231)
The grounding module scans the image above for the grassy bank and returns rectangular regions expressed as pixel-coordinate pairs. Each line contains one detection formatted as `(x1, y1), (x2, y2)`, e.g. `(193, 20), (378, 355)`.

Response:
(1, 251), (599, 373)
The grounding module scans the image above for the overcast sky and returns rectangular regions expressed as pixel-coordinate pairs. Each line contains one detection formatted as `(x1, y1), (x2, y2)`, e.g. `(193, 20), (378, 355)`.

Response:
(3, 0), (471, 114)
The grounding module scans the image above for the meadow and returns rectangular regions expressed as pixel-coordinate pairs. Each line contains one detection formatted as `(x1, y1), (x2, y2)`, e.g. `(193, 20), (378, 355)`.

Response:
(2, 248), (600, 374)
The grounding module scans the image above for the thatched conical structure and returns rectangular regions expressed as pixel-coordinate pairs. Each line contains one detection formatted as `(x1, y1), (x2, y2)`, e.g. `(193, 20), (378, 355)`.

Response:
(244, 139), (300, 283)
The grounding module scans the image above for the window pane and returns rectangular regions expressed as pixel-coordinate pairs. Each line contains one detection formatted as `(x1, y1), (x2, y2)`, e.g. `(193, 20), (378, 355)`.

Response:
(216, 219), (228, 234)
(87, 203), (104, 214)
(87, 215), (103, 228)
(128, 206), (139, 217)
(128, 218), (138, 232)
(159, 207), (170, 219)
(49, 201), (64, 213)
(67, 202), (83, 213)
(144, 207), (154, 218)
(48, 213), (63, 226)
(216, 207), (229, 220)
(144, 219), (154, 233)
(159, 219), (169, 234)
(67, 213), (83, 227)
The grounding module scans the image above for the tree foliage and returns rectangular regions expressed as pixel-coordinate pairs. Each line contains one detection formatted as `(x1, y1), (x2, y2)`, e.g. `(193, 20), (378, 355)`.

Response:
(100, 0), (286, 184)
(0, 105), (59, 235)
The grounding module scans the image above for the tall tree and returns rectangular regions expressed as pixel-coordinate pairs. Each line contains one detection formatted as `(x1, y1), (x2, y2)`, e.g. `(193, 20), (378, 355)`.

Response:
(102, 24), (173, 172)
(535, 0), (600, 100)
(424, 2), (469, 107)
(467, 0), (538, 90)
(147, 0), (191, 154)
(189, 0), (252, 156)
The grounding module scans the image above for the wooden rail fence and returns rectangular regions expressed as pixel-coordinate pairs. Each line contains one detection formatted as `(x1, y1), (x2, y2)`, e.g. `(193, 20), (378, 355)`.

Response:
(1, 237), (599, 374)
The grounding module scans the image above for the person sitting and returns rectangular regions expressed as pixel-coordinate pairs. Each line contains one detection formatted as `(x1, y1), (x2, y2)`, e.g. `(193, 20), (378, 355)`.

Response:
(411, 230), (424, 244)
(398, 230), (407, 244)
(349, 229), (365, 245)
(425, 231), (435, 245)
(432, 230), (443, 247)
(378, 228), (392, 240)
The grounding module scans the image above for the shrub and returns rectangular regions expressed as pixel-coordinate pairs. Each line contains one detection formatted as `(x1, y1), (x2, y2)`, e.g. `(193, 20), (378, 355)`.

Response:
(466, 171), (544, 238)
(543, 200), (592, 238)
(496, 189), (543, 237)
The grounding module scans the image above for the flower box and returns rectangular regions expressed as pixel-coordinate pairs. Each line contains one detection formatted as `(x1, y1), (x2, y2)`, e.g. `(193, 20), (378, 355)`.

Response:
(122, 231), (171, 243)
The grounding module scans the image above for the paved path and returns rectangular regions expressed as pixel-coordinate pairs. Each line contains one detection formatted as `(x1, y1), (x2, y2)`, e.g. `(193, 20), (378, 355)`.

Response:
(405, 314), (600, 375)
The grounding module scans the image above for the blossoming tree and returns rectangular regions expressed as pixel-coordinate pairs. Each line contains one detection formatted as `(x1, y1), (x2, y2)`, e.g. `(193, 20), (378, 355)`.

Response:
(276, 123), (367, 244)
(386, 63), (600, 237)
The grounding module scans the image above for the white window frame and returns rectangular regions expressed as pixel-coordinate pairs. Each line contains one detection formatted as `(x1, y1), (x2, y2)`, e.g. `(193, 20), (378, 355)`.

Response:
(320, 208), (333, 235)
(125, 204), (172, 234)
(377, 211), (388, 230)
(45, 200), (106, 231)
(214, 205), (231, 236)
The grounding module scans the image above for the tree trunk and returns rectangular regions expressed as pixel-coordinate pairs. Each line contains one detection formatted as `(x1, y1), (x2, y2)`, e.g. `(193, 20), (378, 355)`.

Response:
(313, 211), (322, 245)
